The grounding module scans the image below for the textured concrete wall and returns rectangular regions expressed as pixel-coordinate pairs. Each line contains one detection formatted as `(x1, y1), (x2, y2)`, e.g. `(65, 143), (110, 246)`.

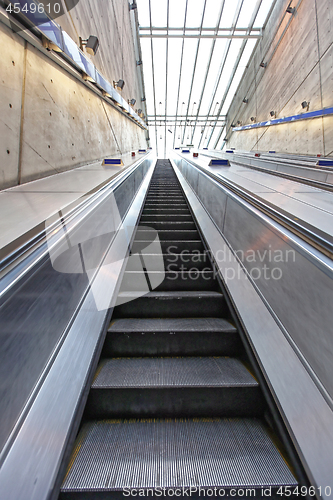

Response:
(226, 0), (333, 156)
(0, 0), (146, 189)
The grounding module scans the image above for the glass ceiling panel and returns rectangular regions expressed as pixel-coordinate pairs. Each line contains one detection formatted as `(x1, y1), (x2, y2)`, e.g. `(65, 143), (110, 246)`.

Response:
(236, 0), (258, 28)
(254, 0), (275, 27)
(219, 0), (240, 28)
(185, 38), (214, 111)
(185, 0), (206, 28)
(169, 0), (187, 28)
(151, 0), (168, 28)
(202, 0), (223, 28)
(166, 39), (183, 116)
(176, 38), (200, 114)
(137, 0), (150, 27)
(138, 0), (276, 154)
(152, 39), (167, 110)
(198, 38), (228, 116)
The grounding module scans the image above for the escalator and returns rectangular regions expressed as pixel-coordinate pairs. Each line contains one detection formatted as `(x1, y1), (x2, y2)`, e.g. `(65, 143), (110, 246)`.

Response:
(60, 160), (299, 498)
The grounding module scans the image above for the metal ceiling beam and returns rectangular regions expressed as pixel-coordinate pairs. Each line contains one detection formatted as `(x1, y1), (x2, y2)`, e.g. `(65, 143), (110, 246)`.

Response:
(181, 0), (208, 145)
(164, 0), (169, 159)
(207, 0), (264, 149)
(148, 118), (226, 122)
(139, 27), (262, 32)
(140, 34), (261, 39)
(190, 0), (226, 144)
(148, 114), (226, 118)
(148, 0), (158, 152)
(172, 0), (189, 149)
(197, 0), (245, 149)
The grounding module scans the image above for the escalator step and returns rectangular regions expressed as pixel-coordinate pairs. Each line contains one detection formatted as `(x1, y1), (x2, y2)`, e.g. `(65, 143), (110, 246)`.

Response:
(113, 291), (228, 317)
(140, 214), (193, 220)
(60, 419), (297, 498)
(104, 317), (241, 356)
(138, 221), (197, 230)
(120, 270), (218, 292)
(135, 229), (200, 240)
(85, 357), (264, 418)
(142, 208), (190, 214)
(131, 240), (205, 253)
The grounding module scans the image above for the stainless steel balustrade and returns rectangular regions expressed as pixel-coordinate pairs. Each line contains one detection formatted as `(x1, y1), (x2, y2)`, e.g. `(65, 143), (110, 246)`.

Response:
(171, 155), (333, 497)
(171, 151), (333, 405)
(0, 153), (156, 499)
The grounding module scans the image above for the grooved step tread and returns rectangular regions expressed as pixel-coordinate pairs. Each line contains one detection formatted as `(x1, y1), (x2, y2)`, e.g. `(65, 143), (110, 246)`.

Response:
(109, 317), (236, 333)
(113, 291), (227, 318)
(61, 419), (297, 493)
(92, 357), (257, 388)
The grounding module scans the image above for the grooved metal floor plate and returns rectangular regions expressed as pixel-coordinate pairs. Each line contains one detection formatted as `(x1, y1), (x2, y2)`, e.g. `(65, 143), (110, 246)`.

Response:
(62, 419), (297, 491)
(116, 291), (223, 300)
(92, 357), (258, 388)
(109, 318), (237, 333)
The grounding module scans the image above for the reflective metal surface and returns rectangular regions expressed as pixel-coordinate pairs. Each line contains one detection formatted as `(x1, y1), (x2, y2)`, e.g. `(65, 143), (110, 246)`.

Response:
(172, 158), (333, 497)
(0, 156), (155, 479)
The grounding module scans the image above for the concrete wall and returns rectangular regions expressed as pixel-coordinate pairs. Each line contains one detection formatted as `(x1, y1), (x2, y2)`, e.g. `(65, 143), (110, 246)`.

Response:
(0, 0), (146, 189)
(226, 0), (333, 156)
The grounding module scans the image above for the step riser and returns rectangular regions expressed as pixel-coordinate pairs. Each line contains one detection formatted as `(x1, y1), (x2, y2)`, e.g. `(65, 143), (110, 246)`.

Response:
(113, 295), (228, 318)
(144, 204), (189, 209)
(142, 208), (191, 215)
(120, 253), (214, 272)
(135, 230), (200, 241)
(141, 215), (193, 221)
(131, 240), (205, 253)
(86, 387), (265, 419)
(103, 332), (242, 357)
(137, 222), (197, 230)
(120, 272), (219, 292)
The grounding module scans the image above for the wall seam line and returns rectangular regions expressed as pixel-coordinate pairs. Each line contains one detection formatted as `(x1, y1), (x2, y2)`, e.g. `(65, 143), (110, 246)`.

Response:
(17, 39), (27, 185)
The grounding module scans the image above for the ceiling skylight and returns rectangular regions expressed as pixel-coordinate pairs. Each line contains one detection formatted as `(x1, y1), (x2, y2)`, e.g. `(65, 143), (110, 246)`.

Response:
(137, 0), (277, 157)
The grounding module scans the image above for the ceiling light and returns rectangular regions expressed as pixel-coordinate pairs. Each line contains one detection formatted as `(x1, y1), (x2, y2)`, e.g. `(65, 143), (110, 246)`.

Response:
(79, 36), (99, 56)
(114, 79), (125, 91)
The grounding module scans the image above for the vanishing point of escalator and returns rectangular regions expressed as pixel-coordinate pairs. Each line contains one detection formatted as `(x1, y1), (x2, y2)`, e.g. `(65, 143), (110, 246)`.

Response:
(60, 160), (298, 498)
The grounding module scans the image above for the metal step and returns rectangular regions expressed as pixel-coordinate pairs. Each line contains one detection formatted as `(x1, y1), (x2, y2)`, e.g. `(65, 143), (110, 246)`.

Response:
(85, 357), (264, 418)
(113, 291), (228, 318)
(119, 253), (212, 272)
(135, 229), (200, 241)
(103, 317), (241, 357)
(144, 203), (189, 209)
(120, 270), (219, 292)
(140, 214), (193, 220)
(60, 419), (297, 498)
(142, 208), (190, 214)
(138, 221), (197, 230)
(131, 240), (205, 253)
